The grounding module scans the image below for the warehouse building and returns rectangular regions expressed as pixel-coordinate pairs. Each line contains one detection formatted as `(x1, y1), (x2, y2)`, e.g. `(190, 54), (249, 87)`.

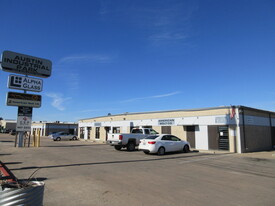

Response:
(78, 106), (275, 153)
(31, 121), (78, 136)
(0, 119), (16, 133)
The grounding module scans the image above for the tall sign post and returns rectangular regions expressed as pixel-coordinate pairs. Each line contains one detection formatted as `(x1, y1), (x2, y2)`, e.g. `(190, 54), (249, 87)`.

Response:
(0, 50), (52, 147)
(16, 107), (33, 147)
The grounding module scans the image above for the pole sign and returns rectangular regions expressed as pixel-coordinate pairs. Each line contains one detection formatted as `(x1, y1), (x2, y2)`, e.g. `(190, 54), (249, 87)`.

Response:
(16, 106), (33, 132)
(6, 92), (42, 108)
(1, 50), (52, 78)
(8, 74), (43, 92)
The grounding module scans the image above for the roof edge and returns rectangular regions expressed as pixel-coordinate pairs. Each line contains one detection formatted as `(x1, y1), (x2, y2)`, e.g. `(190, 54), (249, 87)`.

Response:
(78, 105), (234, 121)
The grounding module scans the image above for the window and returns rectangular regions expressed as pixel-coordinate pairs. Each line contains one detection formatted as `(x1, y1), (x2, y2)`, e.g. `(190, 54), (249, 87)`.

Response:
(80, 127), (84, 139)
(185, 126), (195, 132)
(112, 127), (120, 133)
(132, 129), (143, 133)
(144, 129), (150, 134)
(87, 127), (91, 139)
(150, 129), (159, 134)
(95, 127), (100, 139)
(161, 135), (172, 141)
(145, 135), (159, 139)
(170, 135), (180, 141)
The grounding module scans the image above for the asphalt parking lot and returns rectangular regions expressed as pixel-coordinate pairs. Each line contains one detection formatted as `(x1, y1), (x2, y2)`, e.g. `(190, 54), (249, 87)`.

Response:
(1, 134), (275, 206)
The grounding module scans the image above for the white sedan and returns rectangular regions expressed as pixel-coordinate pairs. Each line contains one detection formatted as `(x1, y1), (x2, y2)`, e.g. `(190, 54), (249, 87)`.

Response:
(138, 134), (190, 155)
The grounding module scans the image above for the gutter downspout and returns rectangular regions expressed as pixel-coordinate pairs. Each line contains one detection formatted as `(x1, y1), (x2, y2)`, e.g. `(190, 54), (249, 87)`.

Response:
(235, 107), (242, 153)
(242, 108), (247, 152)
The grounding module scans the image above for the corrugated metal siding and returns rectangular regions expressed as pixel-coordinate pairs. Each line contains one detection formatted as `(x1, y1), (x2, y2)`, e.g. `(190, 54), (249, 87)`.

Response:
(0, 181), (44, 206)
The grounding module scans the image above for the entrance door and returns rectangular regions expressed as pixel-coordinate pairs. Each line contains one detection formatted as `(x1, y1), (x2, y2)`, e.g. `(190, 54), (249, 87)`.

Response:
(95, 127), (100, 139)
(80, 127), (84, 139)
(87, 127), (91, 139)
(208, 126), (218, 150)
(185, 126), (195, 148)
(218, 126), (229, 150)
(105, 127), (111, 141)
(208, 126), (229, 150)
(161, 126), (171, 134)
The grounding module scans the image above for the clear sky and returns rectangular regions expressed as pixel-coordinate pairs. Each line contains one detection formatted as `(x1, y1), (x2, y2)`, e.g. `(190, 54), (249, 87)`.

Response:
(0, 0), (274, 122)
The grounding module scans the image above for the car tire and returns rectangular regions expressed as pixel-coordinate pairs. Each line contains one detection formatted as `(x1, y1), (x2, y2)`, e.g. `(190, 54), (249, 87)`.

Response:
(183, 145), (190, 153)
(127, 142), (135, 151)
(72, 136), (77, 140)
(56, 137), (61, 141)
(157, 147), (165, 155)
(114, 145), (122, 151)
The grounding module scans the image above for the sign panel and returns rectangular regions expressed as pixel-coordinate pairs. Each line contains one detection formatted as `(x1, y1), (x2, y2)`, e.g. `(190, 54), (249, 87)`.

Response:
(16, 107), (33, 132)
(1, 50), (52, 78)
(16, 116), (32, 131)
(94, 122), (102, 127)
(8, 74), (43, 92)
(18, 106), (33, 117)
(158, 119), (175, 126)
(6, 92), (42, 108)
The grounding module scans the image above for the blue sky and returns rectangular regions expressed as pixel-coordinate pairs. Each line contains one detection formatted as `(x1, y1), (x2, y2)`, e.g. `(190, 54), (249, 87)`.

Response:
(0, 0), (274, 122)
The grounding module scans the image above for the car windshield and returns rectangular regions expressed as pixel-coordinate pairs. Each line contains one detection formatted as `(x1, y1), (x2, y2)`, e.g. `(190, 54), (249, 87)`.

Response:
(132, 129), (143, 133)
(150, 129), (159, 134)
(145, 135), (159, 139)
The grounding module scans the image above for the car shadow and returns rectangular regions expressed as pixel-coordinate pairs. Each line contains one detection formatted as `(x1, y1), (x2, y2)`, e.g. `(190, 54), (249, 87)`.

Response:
(11, 153), (228, 171)
(0, 153), (12, 156)
(20, 177), (48, 182)
(3, 162), (22, 165)
(44, 144), (108, 148)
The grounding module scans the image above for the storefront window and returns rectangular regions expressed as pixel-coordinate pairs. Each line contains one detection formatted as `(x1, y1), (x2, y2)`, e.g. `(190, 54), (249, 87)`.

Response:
(112, 127), (120, 133)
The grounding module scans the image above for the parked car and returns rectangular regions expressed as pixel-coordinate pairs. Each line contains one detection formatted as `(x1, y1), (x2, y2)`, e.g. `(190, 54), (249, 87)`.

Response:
(49, 132), (78, 141)
(138, 134), (190, 155)
(107, 128), (158, 151)
(3, 129), (11, 133)
(10, 130), (16, 135)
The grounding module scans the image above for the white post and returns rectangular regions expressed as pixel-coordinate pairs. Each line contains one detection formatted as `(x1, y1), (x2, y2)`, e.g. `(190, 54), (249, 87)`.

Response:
(84, 127), (88, 140)
(235, 108), (242, 153)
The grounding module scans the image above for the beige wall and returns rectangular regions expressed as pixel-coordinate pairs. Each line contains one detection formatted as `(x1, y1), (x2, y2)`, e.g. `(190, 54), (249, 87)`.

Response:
(152, 126), (162, 134)
(88, 127), (109, 142)
(80, 108), (231, 123)
(100, 127), (106, 142)
(171, 126), (186, 140)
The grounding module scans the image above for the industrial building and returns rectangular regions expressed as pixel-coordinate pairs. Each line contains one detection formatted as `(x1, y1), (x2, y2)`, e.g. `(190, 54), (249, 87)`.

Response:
(31, 121), (78, 136)
(0, 119), (16, 132)
(78, 106), (275, 153)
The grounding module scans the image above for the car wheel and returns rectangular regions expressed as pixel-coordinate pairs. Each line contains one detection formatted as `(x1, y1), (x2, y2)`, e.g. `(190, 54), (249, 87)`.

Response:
(183, 145), (190, 153)
(72, 136), (77, 140)
(114, 145), (122, 151)
(157, 147), (165, 155)
(56, 137), (61, 141)
(127, 142), (135, 151)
